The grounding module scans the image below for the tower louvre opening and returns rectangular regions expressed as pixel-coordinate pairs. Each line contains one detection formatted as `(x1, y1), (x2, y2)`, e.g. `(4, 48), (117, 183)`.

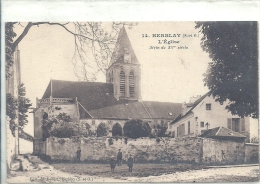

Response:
(120, 71), (125, 96)
(129, 71), (135, 97)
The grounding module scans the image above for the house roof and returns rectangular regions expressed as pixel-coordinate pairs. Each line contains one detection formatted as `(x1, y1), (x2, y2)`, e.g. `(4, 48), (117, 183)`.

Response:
(171, 92), (211, 124)
(42, 80), (118, 112)
(88, 101), (182, 120)
(200, 126), (246, 139)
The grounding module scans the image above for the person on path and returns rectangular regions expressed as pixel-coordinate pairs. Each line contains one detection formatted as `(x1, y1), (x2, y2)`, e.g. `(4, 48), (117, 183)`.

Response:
(127, 154), (134, 172)
(117, 149), (123, 166)
(110, 156), (116, 172)
(76, 147), (81, 162)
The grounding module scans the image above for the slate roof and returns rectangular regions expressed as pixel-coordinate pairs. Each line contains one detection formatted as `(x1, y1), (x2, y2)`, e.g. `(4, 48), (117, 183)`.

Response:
(88, 102), (151, 119)
(200, 126), (246, 139)
(88, 101), (182, 120)
(42, 80), (118, 112)
(171, 92), (211, 124)
(41, 80), (182, 120)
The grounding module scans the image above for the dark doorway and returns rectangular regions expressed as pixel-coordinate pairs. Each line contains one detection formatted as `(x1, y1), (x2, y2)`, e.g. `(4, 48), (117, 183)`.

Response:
(112, 123), (123, 136)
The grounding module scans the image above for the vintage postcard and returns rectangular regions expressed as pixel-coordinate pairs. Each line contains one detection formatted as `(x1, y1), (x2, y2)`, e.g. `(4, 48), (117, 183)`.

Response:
(2, 1), (260, 184)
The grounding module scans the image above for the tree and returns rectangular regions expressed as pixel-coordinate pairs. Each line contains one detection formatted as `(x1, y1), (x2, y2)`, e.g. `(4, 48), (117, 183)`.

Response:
(96, 123), (108, 137)
(42, 112), (73, 140)
(123, 119), (151, 139)
(153, 120), (170, 137)
(195, 22), (258, 118)
(18, 83), (32, 128)
(5, 22), (136, 81)
(50, 122), (77, 138)
(112, 123), (123, 136)
(6, 93), (17, 136)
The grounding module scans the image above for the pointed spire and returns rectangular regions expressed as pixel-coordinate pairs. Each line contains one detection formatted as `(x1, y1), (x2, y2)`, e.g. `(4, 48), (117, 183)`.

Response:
(109, 26), (139, 67)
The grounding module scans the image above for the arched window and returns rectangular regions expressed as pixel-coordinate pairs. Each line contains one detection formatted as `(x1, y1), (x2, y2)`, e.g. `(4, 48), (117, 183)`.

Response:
(129, 70), (135, 97)
(120, 70), (125, 96)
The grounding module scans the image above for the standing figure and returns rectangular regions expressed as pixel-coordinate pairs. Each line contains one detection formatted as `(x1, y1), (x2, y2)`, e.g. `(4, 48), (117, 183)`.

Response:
(117, 149), (123, 166)
(76, 147), (81, 162)
(110, 156), (116, 172)
(127, 154), (134, 172)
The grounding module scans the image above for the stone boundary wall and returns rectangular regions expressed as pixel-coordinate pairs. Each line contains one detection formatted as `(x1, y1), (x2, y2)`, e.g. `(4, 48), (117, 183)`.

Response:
(45, 136), (251, 164)
(202, 138), (245, 164)
(46, 137), (202, 163)
(244, 143), (259, 163)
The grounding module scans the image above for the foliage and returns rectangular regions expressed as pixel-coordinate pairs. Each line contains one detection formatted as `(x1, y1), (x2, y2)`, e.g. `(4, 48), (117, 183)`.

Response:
(50, 122), (77, 138)
(123, 119), (151, 139)
(112, 123), (123, 136)
(5, 22), (16, 79)
(153, 121), (170, 137)
(42, 112), (74, 140)
(18, 83), (32, 128)
(195, 21), (258, 118)
(96, 123), (108, 137)
(6, 93), (17, 136)
(7, 22), (136, 81)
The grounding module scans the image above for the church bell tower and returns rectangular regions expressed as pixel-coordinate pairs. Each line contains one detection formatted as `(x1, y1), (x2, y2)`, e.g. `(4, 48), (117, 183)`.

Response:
(106, 26), (141, 101)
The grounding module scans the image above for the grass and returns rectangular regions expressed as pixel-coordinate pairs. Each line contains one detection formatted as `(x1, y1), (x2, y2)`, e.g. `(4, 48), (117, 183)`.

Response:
(52, 163), (206, 179)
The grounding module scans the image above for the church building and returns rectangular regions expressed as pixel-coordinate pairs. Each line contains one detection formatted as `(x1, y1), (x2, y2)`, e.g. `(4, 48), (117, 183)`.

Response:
(33, 27), (182, 154)
(33, 26), (252, 154)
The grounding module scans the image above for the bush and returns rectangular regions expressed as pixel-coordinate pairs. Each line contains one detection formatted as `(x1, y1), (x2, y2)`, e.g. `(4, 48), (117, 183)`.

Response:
(42, 113), (76, 140)
(50, 122), (77, 138)
(123, 119), (151, 139)
(154, 121), (169, 137)
(96, 123), (108, 137)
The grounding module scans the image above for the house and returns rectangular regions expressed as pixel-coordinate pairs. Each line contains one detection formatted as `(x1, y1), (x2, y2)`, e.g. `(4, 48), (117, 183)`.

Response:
(33, 26), (182, 154)
(169, 93), (251, 142)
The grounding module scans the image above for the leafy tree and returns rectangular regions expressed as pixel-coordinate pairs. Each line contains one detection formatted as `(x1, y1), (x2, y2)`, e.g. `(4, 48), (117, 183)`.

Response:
(196, 22), (258, 118)
(5, 23), (17, 79)
(112, 123), (123, 136)
(50, 122), (77, 138)
(6, 93), (17, 136)
(18, 83), (32, 128)
(96, 122), (108, 137)
(153, 120), (170, 137)
(6, 22), (136, 81)
(42, 112), (73, 140)
(123, 119), (151, 139)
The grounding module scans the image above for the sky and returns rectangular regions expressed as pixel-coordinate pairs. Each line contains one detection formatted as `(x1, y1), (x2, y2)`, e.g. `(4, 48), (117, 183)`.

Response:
(13, 22), (258, 138)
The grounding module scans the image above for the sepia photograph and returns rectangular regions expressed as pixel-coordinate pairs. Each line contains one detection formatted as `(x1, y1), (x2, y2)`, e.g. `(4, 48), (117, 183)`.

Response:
(2, 2), (259, 183)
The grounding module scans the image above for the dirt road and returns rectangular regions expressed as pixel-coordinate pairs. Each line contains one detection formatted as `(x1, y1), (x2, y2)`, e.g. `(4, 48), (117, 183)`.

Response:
(126, 165), (259, 182)
(7, 165), (259, 183)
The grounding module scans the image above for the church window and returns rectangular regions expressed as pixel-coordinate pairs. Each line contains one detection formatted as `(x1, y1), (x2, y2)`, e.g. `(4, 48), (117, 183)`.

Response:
(120, 70), (125, 96)
(129, 71), (135, 97)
